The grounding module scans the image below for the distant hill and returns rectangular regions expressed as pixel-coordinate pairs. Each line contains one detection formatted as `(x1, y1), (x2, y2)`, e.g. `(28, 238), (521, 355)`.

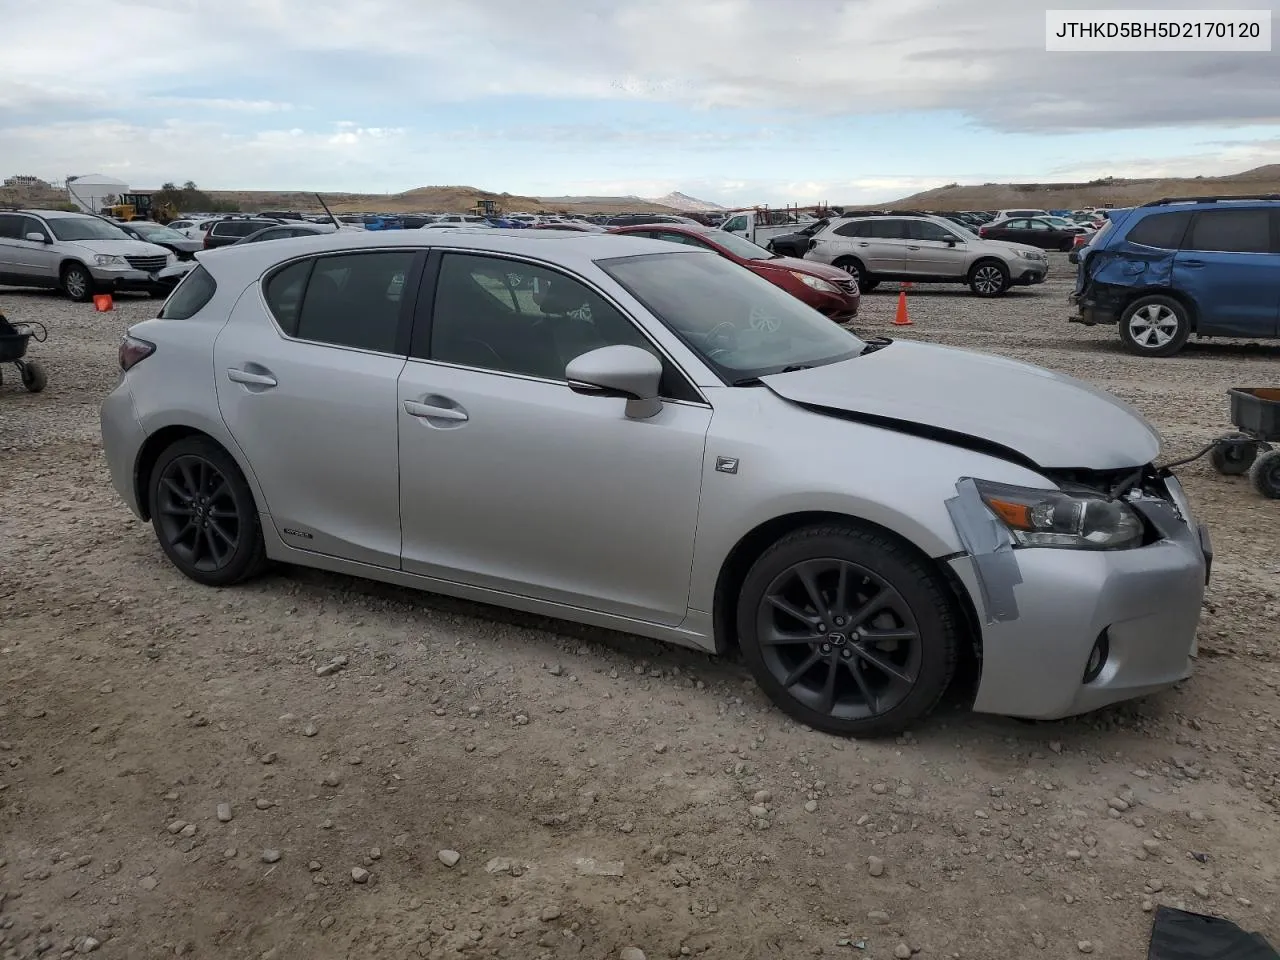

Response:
(652, 191), (725, 212)
(885, 164), (1280, 211)
(203, 186), (676, 216)
(537, 194), (675, 212)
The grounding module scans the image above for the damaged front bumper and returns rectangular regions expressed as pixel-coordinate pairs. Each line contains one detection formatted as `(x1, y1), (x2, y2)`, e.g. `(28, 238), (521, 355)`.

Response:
(946, 474), (1209, 721)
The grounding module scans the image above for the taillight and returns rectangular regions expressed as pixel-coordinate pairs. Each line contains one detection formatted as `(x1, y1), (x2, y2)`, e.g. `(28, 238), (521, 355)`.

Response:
(119, 335), (155, 371)
(978, 227), (988, 237)
(203, 234), (212, 249)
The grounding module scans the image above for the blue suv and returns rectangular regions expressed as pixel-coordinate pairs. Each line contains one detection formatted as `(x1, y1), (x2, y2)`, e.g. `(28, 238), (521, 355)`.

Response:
(1071, 195), (1280, 356)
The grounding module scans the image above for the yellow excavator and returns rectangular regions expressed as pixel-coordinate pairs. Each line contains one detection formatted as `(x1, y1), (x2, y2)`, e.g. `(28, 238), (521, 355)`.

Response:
(99, 193), (178, 224)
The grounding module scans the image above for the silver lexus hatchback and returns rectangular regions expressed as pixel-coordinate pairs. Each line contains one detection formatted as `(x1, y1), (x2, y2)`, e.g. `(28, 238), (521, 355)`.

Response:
(101, 230), (1211, 736)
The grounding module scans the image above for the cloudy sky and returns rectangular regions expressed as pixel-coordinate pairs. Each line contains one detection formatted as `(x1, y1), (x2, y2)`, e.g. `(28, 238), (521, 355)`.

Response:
(2, 0), (1278, 205)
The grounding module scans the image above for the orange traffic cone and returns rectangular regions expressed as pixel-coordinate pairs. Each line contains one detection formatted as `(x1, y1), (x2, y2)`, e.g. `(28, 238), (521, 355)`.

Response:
(893, 284), (912, 326)
(93, 293), (113, 312)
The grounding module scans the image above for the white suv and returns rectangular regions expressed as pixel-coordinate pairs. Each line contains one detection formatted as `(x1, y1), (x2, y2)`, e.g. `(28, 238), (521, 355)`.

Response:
(0, 210), (176, 301)
(803, 215), (1049, 297)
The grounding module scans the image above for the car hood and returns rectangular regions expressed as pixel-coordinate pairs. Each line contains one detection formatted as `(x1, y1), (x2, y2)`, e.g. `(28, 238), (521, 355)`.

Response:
(66, 237), (172, 257)
(760, 340), (1161, 470)
(752, 255), (849, 281)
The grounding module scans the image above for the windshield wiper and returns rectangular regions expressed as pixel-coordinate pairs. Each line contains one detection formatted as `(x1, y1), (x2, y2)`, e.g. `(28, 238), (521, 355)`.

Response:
(730, 375), (763, 387)
(780, 364), (813, 373)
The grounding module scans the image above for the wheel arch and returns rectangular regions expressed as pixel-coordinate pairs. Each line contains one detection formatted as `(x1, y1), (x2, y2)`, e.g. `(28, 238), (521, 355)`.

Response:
(133, 425), (257, 521)
(710, 511), (982, 679)
(1117, 287), (1200, 331)
(59, 258), (90, 277)
(966, 255), (1009, 279)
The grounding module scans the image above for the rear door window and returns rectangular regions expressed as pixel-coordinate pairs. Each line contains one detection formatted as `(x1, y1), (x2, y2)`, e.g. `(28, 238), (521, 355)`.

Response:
(294, 251), (415, 353)
(263, 259), (312, 335)
(1185, 209), (1272, 253)
(866, 220), (909, 240)
(1125, 211), (1191, 249)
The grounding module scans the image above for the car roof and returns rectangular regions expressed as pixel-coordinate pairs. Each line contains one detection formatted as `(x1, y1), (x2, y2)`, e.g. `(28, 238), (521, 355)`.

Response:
(196, 228), (688, 282)
(19, 209), (93, 219)
(613, 223), (717, 235)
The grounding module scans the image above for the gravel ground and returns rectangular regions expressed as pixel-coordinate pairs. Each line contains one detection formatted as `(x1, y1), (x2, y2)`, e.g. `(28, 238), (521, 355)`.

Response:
(1, 256), (1278, 960)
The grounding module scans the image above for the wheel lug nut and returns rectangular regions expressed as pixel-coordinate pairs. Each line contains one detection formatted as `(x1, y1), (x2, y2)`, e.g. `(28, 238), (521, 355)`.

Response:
(841, 648), (852, 659)
(817, 624), (827, 633)
(834, 617), (845, 626)
(820, 644), (831, 654)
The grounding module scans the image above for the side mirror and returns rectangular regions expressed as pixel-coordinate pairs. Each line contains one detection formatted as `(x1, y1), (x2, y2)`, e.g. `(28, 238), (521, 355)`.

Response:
(26, 232), (49, 243)
(944, 238), (958, 246)
(566, 344), (663, 420)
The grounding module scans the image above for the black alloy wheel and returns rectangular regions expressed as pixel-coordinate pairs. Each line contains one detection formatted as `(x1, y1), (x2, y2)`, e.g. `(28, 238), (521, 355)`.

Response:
(758, 558), (922, 717)
(149, 437), (267, 586)
(738, 525), (958, 736)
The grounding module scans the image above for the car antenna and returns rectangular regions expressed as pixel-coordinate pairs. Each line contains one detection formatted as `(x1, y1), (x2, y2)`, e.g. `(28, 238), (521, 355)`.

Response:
(315, 192), (340, 230)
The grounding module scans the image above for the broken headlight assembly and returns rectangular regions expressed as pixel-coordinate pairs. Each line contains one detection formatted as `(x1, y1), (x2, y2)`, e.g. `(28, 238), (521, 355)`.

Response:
(974, 480), (1144, 550)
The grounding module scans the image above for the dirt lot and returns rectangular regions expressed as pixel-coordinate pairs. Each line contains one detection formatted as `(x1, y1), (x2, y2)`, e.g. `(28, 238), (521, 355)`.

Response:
(1, 256), (1278, 960)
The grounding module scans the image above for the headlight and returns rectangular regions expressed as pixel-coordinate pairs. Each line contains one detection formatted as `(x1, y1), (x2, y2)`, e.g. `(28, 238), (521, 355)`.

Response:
(1018, 250), (1044, 260)
(974, 480), (1144, 550)
(95, 254), (127, 267)
(792, 271), (840, 294)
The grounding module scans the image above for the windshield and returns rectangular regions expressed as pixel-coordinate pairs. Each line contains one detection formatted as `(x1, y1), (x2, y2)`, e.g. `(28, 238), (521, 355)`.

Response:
(709, 229), (776, 260)
(47, 217), (130, 241)
(131, 223), (187, 241)
(599, 251), (864, 382)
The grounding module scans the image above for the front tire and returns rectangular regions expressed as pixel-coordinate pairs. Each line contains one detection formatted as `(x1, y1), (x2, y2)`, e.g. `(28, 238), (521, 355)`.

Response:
(1251, 450), (1280, 499)
(968, 260), (1009, 297)
(148, 436), (267, 586)
(736, 524), (959, 737)
(19, 359), (47, 393)
(1118, 295), (1190, 357)
(61, 263), (93, 302)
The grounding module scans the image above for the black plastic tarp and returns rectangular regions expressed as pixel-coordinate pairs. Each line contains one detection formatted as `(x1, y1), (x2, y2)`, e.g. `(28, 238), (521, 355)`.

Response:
(1148, 906), (1278, 960)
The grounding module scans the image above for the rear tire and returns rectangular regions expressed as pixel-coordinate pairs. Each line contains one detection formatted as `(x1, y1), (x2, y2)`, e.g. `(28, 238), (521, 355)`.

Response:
(832, 257), (878, 292)
(1118, 295), (1190, 357)
(148, 436), (268, 586)
(736, 524), (959, 737)
(61, 263), (93, 302)
(1209, 434), (1257, 476)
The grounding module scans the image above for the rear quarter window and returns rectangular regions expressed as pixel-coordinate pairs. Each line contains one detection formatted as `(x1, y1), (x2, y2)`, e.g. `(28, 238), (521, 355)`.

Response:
(158, 266), (217, 320)
(1125, 211), (1191, 249)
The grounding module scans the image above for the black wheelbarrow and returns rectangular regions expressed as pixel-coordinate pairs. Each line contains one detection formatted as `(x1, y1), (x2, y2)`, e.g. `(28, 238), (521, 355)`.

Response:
(0, 313), (48, 393)
(1208, 388), (1280, 499)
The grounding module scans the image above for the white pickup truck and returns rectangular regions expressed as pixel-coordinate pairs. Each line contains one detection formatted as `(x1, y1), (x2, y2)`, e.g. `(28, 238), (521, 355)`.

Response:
(718, 209), (819, 247)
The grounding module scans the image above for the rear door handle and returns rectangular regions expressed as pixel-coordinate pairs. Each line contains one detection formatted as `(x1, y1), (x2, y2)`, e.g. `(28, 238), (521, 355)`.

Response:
(857, 242), (870, 247)
(403, 399), (468, 422)
(1181, 259), (1205, 268)
(226, 368), (277, 387)
(906, 245), (921, 250)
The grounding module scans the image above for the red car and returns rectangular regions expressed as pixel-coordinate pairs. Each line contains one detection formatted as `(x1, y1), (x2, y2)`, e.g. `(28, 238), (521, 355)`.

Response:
(609, 223), (860, 321)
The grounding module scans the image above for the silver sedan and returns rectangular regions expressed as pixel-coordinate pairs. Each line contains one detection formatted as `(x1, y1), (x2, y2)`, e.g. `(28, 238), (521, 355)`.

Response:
(100, 230), (1211, 736)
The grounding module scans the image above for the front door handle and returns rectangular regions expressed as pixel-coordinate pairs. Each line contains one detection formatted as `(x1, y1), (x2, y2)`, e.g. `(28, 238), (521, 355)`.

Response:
(403, 399), (469, 422)
(906, 245), (921, 250)
(1181, 259), (1205, 268)
(227, 368), (277, 387)
(857, 242), (870, 247)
